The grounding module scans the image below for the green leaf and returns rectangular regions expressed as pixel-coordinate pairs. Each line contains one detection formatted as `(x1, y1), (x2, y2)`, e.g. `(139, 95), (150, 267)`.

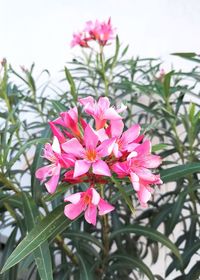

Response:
(31, 126), (51, 202)
(160, 162), (200, 183)
(171, 52), (197, 58)
(152, 144), (168, 153)
(171, 52), (200, 63)
(77, 253), (93, 280)
(166, 241), (200, 276)
(108, 254), (154, 280)
(1, 204), (73, 273)
(186, 261), (200, 280)
(51, 100), (67, 114)
(110, 225), (182, 263)
(0, 228), (17, 280)
(111, 35), (120, 69)
(166, 192), (187, 234)
(65, 231), (103, 249)
(163, 71), (174, 98)
(111, 176), (135, 214)
(22, 192), (53, 280)
(64, 67), (77, 103)
(7, 138), (48, 170)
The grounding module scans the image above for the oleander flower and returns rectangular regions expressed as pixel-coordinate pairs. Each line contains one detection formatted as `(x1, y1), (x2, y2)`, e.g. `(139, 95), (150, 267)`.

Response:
(70, 32), (90, 48)
(64, 187), (114, 225)
(79, 96), (125, 130)
(36, 95), (162, 224)
(100, 121), (142, 158)
(62, 124), (116, 177)
(50, 107), (85, 140)
(111, 140), (162, 206)
(84, 18), (115, 46)
(35, 137), (75, 193)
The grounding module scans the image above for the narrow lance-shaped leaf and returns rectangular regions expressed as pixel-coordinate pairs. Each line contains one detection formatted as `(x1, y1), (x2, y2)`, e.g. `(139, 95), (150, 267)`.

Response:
(77, 253), (93, 280)
(108, 254), (154, 280)
(64, 67), (77, 103)
(1, 204), (74, 273)
(22, 192), (53, 280)
(7, 138), (49, 170)
(110, 225), (182, 263)
(160, 162), (200, 183)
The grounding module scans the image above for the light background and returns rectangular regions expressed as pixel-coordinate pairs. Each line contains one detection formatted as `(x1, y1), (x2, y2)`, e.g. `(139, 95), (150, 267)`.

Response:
(1, 0), (200, 278)
(1, 0), (200, 77)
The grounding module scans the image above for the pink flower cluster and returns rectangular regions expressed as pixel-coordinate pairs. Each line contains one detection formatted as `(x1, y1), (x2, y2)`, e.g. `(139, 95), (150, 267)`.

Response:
(36, 96), (162, 225)
(71, 18), (115, 48)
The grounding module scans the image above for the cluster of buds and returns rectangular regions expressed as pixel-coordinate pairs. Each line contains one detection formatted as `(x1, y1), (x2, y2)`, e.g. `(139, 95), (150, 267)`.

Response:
(71, 18), (115, 48)
(36, 97), (162, 225)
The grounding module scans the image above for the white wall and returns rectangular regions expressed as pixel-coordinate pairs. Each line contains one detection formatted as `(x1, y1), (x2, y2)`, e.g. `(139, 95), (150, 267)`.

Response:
(1, 0), (200, 77)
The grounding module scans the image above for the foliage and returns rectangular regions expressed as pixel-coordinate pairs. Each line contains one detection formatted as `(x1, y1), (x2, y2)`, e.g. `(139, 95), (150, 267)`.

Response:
(0, 39), (200, 280)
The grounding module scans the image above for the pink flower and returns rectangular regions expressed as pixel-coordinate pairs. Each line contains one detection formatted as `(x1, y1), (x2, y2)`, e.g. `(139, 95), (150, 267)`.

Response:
(50, 107), (84, 140)
(79, 96), (125, 130)
(85, 18), (115, 46)
(101, 121), (142, 158)
(112, 140), (162, 206)
(70, 32), (91, 48)
(35, 137), (75, 194)
(64, 187), (114, 225)
(62, 124), (116, 177)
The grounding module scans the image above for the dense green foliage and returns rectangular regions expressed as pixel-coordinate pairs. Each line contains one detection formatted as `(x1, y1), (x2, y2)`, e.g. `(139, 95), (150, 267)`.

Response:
(0, 41), (200, 279)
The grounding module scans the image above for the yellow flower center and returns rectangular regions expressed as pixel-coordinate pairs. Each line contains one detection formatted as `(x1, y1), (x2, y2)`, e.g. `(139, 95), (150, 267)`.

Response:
(83, 194), (92, 205)
(86, 149), (97, 161)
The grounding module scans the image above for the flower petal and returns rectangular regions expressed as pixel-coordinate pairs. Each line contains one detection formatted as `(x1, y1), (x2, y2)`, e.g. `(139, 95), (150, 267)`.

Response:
(110, 119), (124, 138)
(52, 136), (61, 154)
(84, 124), (99, 149)
(49, 122), (66, 143)
(62, 138), (84, 158)
(64, 192), (82, 203)
(135, 140), (151, 155)
(45, 164), (61, 194)
(130, 172), (140, 191)
(98, 198), (115, 215)
(134, 167), (158, 183)
(84, 204), (97, 225)
(121, 124), (141, 145)
(97, 137), (116, 157)
(104, 107), (121, 120)
(92, 160), (111, 176)
(91, 188), (100, 205)
(98, 97), (110, 111)
(137, 185), (152, 206)
(35, 164), (54, 181)
(95, 128), (109, 142)
(64, 201), (84, 220)
(74, 160), (91, 177)
(141, 155), (162, 168)
(111, 162), (128, 177)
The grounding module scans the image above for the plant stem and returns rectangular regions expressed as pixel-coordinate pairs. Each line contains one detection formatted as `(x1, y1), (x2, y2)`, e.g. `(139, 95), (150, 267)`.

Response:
(0, 172), (21, 193)
(99, 46), (109, 97)
(55, 235), (78, 266)
(100, 184), (110, 275)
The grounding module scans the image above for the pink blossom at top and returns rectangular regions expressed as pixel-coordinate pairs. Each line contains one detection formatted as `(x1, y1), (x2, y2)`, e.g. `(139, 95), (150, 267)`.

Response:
(70, 32), (91, 48)
(79, 96), (126, 130)
(111, 140), (162, 206)
(62, 124), (116, 177)
(35, 137), (75, 194)
(64, 187), (114, 225)
(84, 18), (115, 46)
